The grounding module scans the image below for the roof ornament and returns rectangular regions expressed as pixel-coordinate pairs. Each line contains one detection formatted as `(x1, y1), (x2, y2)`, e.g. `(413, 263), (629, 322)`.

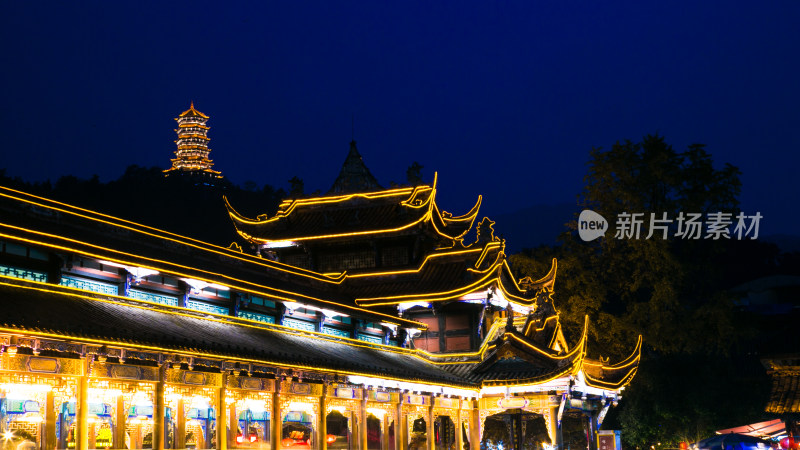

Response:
(534, 288), (555, 313)
(476, 217), (498, 244)
(406, 162), (424, 186)
(505, 303), (515, 332)
(329, 140), (383, 194)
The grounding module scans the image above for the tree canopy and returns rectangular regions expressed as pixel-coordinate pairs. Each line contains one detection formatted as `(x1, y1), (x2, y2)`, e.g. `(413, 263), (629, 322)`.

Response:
(0, 166), (286, 248)
(509, 135), (780, 447)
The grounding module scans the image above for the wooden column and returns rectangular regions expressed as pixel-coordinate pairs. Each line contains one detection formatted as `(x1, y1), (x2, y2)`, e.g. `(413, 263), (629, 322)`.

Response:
(217, 374), (227, 450)
(176, 398), (186, 449)
(469, 403), (480, 450)
(228, 402), (237, 449)
(153, 366), (165, 450)
(396, 396), (404, 450)
(77, 360), (89, 450)
(361, 396), (368, 450)
(271, 392), (281, 450)
(426, 400), (434, 450)
(547, 405), (561, 450)
(586, 412), (598, 450)
(88, 423), (95, 450)
(115, 395), (126, 450)
(44, 389), (56, 450)
(382, 415), (388, 450)
(319, 388), (327, 450)
(455, 407), (463, 450)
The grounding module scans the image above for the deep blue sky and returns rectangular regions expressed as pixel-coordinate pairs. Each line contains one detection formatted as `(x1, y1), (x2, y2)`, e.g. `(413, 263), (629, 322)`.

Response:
(2, 2), (799, 237)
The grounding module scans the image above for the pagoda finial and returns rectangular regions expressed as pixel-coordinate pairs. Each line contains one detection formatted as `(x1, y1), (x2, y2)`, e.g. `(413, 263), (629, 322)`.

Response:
(329, 140), (382, 194)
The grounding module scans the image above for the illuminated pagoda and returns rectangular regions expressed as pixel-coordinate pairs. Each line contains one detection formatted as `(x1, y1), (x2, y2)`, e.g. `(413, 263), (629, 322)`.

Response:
(163, 102), (223, 180)
(0, 141), (640, 450)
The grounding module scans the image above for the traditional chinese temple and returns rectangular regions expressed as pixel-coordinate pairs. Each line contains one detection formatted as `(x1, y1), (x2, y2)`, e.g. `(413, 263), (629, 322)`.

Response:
(0, 140), (640, 450)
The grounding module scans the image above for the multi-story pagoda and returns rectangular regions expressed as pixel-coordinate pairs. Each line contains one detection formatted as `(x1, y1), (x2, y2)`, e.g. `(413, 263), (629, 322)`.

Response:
(223, 141), (642, 447)
(164, 102), (223, 180)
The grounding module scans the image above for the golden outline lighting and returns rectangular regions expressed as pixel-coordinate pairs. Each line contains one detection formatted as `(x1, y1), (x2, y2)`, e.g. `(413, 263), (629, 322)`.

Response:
(0, 172), (641, 449)
(227, 173), (486, 245)
(0, 187), (348, 284)
(0, 228), (419, 327)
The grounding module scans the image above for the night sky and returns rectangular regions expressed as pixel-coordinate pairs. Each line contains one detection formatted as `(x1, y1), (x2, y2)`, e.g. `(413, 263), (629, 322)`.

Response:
(2, 2), (799, 238)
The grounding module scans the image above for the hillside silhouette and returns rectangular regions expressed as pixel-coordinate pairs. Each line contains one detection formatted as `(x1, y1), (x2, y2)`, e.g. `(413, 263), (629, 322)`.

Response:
(0, 166), (284, 251)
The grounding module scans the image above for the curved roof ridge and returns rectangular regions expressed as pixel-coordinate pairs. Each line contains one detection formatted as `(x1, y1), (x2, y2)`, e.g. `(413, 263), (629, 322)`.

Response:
(582, 334), (642, 389)
(344, 245), (486, 279)
(441, 195), (482, 224)
(584, 334), (643, 370)
(0, 186), (319, 278)
(518, 258), (558, 291)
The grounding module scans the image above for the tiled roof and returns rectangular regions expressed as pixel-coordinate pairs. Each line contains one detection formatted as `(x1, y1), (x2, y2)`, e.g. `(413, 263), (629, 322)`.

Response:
(0, 185), (640, 392)
(227, 180), (482, 246)
(440, 356), (575, 385)
(226, 188), (432, 243)
(350, 246), (539, 307)
(347, 252), (486, 300)
(0, 282), (468, 387)
(0, 186), (420, 328)
(0, 278), (627, 390)
(474, 357), (570, 382)
(766, 370), (800, 414)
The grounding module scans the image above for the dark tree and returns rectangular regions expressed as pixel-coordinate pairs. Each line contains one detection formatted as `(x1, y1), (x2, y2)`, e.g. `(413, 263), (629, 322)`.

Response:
(406, 161), (424, 185)
(0, 165), (285, 248)
(509, 135), (772, 448)
(288, 176), (304, 196)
